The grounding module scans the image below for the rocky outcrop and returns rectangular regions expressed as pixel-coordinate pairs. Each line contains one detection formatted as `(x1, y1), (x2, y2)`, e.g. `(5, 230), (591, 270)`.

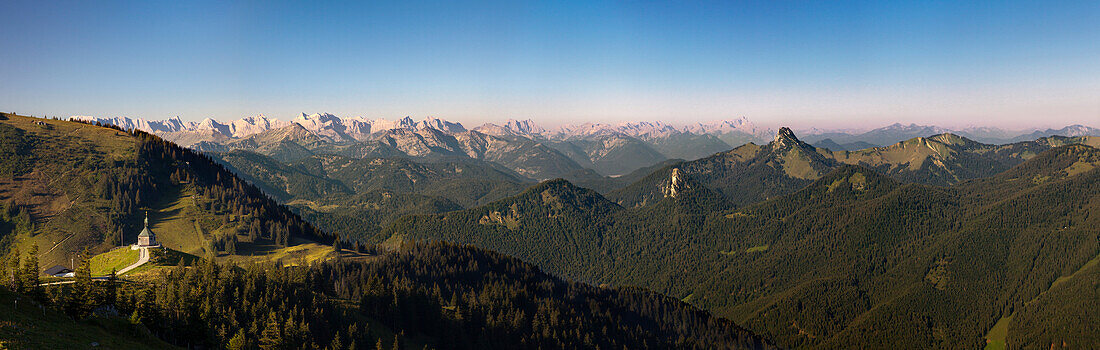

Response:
(661, 168), (686, 198)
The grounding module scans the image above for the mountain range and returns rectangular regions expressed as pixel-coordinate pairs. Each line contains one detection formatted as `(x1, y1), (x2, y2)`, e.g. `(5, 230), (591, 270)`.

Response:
(0, 113), (775, 349)
(802, 123), (1100, 150)
(6, 111), (1100, 348)
(73, 114), (767, 143)
(381, 138), (1100, 349)
(74, 114), (1100, 180)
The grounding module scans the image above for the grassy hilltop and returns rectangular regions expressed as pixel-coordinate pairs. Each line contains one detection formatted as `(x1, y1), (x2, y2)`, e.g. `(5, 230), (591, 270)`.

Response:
(0, 113), (340, 271)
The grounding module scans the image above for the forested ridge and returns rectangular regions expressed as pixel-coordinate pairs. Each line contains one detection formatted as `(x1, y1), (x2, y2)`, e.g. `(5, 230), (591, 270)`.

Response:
(0, 113), (333, 269)
(212, 150), (534, 239)
(384, 145), (1100, 349)
(133, 127), (332, 246)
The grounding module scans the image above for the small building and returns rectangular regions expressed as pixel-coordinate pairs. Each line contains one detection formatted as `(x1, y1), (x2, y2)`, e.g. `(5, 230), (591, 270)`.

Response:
(44, 265), (74, 277)
(136, 212), (160, 247)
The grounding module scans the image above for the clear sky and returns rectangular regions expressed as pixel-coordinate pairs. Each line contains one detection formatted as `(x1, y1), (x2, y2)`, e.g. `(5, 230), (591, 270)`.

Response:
(1, 0), (1097, 129)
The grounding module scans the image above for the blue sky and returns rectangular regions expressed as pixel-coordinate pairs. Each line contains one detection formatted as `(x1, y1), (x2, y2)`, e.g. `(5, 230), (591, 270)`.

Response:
(1, 1), (1097, 129)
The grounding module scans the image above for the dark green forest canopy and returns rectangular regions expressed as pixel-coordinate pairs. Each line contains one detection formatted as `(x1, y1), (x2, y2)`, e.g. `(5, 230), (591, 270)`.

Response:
(384, 145), (1100, 349)
(9, 242), (774, 349)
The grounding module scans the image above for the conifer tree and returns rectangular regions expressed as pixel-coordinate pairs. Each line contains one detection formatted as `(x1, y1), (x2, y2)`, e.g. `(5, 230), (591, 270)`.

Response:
(259, 312), (283, 350)
(228, 329), (248, 350)
(7, 247), (21, 292)
(21, 243), (39, 296)
(67, 250), (95, 318)
(329, 331), (343, 350)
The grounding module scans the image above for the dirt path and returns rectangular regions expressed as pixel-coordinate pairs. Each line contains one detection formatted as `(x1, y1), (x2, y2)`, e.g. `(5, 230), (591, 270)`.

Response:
(116, 247), (150, 275)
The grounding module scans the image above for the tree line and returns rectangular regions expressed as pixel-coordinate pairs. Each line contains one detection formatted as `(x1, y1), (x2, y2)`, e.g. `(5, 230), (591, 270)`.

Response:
(6, 242), (773, 349)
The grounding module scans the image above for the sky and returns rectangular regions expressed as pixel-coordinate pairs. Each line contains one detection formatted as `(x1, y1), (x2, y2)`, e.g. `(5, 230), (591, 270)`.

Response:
(1, 0), (1098, 129)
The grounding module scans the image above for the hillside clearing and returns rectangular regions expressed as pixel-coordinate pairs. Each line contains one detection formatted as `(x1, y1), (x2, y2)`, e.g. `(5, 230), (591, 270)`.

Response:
(89, 246), (140, 276)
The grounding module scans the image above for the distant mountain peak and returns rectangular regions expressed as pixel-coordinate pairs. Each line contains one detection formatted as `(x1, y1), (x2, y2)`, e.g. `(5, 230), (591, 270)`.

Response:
(195, 117), (231, 136)
(295, 112), (339, 122)
(873, 123), (951, 134)
(504, 119), (546, 136)
(416, 116), (466, 133)
(685, 116), (760, 136)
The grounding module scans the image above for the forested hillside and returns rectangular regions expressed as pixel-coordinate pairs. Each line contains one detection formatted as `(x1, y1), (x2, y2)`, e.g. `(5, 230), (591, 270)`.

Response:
(4, 240), (774, 349)
(213, 151), (534, 238)
(0, 114), (773, 349)
(210, 149), (689, 240)
(385, 144), (1100, 349)
(0, 113), (331, 269)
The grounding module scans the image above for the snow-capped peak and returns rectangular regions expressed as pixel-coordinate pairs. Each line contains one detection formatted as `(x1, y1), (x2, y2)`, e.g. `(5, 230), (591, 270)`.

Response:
(228, 114), (287, 137)
(416, 116), (467, 133)
(504, 119), (546, 135)
(685, 116), (758, 135)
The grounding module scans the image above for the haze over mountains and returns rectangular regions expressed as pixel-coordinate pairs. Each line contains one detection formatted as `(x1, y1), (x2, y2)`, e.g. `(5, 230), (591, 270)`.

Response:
(73, 113), (767, 143)
(75, 113), (1100, 146)
(73, 114), (1100, 179)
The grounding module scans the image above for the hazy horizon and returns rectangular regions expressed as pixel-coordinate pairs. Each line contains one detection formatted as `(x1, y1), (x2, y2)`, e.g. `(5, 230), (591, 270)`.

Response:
(61, 112), (1099, 135)
(2, 1), (1098, 129)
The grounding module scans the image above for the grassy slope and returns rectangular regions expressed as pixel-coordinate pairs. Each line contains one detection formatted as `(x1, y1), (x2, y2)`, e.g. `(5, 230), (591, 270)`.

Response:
(0, 114), (137, 268)
(89, 246), (140, 275)
(0, 114), (337, 271)
(0, 288), (176, 349)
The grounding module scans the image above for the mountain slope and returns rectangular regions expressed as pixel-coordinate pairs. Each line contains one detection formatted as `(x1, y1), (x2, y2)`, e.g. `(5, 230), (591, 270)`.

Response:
(382, 180), (622, 280)
(811, 138), (877, 151)
(380, 144), (1100, 348)
(212, 151), (535, 238)
(637, 131), (733, 160)
(559, 133), (670, 176)
(611, 127), (835, 207)
(0, 113), (332, 269)
(615, 127), (1100, 208)
(564, 158), (684, 194)
(1009, 124), (1100, 143)
(454, 131), (587, 179)
(801, 123), (951, 147)
(680, 147), (1100, 348)
(0, 288), (176, 349)
(214, 150), (351, 202)
(4, 113), (775, 349)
